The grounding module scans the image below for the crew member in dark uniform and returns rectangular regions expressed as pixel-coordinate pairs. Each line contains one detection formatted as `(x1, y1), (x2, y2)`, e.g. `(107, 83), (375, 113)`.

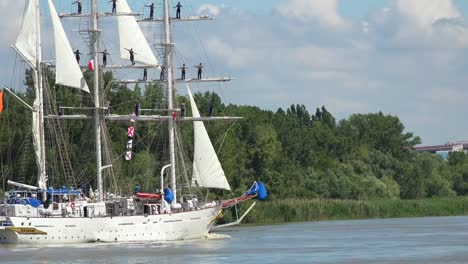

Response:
(135, 100), (141, 116)
(72, 0), (82, 14)
(74, 49), (82, 64)
(100, 49), (110, 67)
(146, 3), (155, 20)
(179, 64), (187, 79)
(180, 103), (186, 117)
(174, 2), (182, 19)
(194, 63), (203, 79)
(124, 48), (136, 65)
(160, 65), (166, 80)
(108, 0), (117, 13)
(143, 68), (148, 81)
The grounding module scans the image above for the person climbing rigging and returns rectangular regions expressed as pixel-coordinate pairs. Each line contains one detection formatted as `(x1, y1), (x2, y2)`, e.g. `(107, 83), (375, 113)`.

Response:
(124, 48), (136, 65)
(74, 49), (82, 64)
(174, 2), (182, 19)
(194, 63), (203, 79)
(100, 49), (110, 67)
(179, 64), (187, 79)
(72, 0), (82, 14)
(108, 0), (117, 14)
(146, 3), (155, 20)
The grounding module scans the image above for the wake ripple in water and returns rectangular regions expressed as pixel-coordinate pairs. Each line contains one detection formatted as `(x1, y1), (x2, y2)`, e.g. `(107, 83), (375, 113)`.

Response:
(203, 232), (231, 240)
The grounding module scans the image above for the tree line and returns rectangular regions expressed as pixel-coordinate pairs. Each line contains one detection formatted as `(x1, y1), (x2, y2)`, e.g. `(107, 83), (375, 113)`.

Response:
(1, 70), (467, 201)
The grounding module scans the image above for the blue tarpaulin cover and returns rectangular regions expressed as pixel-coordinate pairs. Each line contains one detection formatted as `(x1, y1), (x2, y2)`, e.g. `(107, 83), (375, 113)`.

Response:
(257, 181), (268, 201)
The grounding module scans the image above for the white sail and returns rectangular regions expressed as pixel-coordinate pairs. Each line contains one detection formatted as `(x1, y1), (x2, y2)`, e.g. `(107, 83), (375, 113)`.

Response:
(14, 0), (38, 67)
(188, 86), (231, 191)
(116, 0), (159, 65)
(31, 73), (47, 190)
(48, 0), (90, 93)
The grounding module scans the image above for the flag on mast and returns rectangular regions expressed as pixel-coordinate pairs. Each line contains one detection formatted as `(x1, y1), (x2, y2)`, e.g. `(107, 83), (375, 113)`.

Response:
(0, 91), (3, 113)
(88, 59), (94, 71)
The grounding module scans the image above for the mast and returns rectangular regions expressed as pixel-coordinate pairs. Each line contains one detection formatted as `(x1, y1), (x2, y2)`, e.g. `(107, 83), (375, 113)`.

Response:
(36, 0), (47, 197)
(91, 0), (103, 202)
(163, 0), (177, 202)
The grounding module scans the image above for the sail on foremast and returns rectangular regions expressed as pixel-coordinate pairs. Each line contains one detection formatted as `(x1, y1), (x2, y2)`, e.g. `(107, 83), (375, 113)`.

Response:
(14, 0), (47, 190)
(48, 0), (90, 93)
(14, 0), (38, 67)
(188, 86), (231, 191)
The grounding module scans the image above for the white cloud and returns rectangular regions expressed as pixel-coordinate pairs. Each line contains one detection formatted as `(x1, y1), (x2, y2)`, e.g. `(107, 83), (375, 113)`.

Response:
(198, 4), (220, 17)
(395, 0), (460, 29)
(276, 0), (350, 30)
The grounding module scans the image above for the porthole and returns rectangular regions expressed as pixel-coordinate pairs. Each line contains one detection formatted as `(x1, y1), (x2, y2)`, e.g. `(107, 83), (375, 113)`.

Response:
(21, 222), (24, 226)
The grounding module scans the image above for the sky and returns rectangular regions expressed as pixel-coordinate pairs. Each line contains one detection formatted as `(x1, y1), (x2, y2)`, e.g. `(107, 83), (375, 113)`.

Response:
(2, 0), (468, 145)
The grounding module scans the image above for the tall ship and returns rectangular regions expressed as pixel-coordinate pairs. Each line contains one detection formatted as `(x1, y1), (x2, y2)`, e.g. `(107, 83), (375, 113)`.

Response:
(0, 0), (267, 244)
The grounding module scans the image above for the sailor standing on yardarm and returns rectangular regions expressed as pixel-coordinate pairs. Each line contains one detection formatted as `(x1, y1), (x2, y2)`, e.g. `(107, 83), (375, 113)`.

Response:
(174, 2), (182, 19)
(143, 68), (148, 81)
(179, 64), (187, 79)
(146, 3), (155, 20)
(108, 0), (117, 13)
(124, 48), (136, 65)
(194, 63), (203, 79)
(100, 49), (110, 67)
(74, 49), (83, 64)
(160, 65), (166, 80)
(72, 0), (82, 14)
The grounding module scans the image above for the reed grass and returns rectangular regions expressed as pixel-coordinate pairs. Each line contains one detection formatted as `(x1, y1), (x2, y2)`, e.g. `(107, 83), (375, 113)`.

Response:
(240, 197), (468, 224)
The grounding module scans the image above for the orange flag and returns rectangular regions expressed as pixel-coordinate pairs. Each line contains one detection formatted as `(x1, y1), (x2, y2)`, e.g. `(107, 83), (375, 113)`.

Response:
(0, 91), (3, 113)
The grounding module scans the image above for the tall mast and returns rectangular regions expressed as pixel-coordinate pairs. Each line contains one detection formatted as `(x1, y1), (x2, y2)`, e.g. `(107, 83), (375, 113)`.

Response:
(91, 0), (103, 202)
(163, 0), (177, 202)
(36, 0), (47, 195)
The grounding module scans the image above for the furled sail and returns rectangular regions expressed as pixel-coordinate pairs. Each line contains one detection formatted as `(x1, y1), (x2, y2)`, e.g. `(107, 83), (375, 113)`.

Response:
(31, 73), (47, 190)
(116, 0), (158, 66)
(188, 86), (231, 191)
(14, 0), (38, 67)
(48, 0), (90, 93)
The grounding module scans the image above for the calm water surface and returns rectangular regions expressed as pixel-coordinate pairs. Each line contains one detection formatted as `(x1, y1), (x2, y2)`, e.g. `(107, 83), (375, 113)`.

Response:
(1, 216), (468, 263)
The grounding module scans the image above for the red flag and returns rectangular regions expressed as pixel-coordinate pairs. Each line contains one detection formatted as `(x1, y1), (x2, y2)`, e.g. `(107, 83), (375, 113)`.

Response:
(127, 126), (135, 137)
(88, 59), (94, 71)
(125, 150), (132, 161)
(0, 91), (3, 113)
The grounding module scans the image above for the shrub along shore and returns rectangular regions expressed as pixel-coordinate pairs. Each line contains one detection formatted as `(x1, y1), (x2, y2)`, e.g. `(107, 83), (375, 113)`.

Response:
(238, 197), (468, 224)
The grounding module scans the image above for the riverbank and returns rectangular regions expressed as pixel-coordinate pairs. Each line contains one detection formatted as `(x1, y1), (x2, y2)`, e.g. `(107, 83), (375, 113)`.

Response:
(237, 197), (468, 224)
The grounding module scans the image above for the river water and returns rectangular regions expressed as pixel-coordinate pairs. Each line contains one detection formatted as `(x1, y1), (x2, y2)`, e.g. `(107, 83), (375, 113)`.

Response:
(1, 216), (468, 263)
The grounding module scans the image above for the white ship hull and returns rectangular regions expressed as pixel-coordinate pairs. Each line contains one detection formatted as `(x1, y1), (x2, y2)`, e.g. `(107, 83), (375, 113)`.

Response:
(0, 206), (220, 244)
